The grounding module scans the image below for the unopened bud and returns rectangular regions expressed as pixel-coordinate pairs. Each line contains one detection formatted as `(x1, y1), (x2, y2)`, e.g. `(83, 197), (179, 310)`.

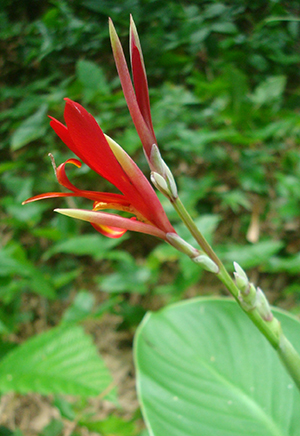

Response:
(239, 282), (257, 309)
(162, 161), (178, 200)
(234, 272), (249, 294)
(150, 144), (178, 200)
(150, 144), (165, 175)
(234, 262), (258, 309)
(193, 254), (219, 274)
(151, 172), (169, 197)
(233, 262), (248, 281)
(256, 287), (273, 322)
(166, 233), (199, 258)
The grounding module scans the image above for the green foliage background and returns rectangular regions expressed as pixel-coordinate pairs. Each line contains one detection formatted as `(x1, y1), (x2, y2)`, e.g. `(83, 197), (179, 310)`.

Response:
(1, 0), (300, 434)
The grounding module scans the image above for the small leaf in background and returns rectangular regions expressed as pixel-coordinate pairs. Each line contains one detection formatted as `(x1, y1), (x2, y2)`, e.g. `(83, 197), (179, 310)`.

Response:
(211, 22), (238, 34)
(43, 234), (125, 260)
(0, 325), (113, 397)
(99, 252), (153, 294)
(217, 240), (284, 270)
(76, 60), (111, 101)
(40, 419), (63, 436)
(0, 242), (56, 300)
(251, 75), (287, 107)
(80, 414), (137, 436)
(53, 396), (76, 421)
(218, 189), (251, 213)
(264, 253), (300, 275)
(135, 298), (300, 436)
(10, 104), (48, 151)
(61, 291), (95, 324)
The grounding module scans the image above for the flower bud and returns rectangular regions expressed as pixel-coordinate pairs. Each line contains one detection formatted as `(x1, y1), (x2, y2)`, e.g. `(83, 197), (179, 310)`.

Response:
(150, 144), (178, 200)
(162, 161), (178, 200)
(150, 144), (165, 175)
(192, 254), (219, 274)
(256, 287), (273, 322)
(233, 262), (248, 281)
(166, 233), (219, 273)
(234, 272), (249, 294)
(150, 172), (169, 197)
(166, 233), (199, 258)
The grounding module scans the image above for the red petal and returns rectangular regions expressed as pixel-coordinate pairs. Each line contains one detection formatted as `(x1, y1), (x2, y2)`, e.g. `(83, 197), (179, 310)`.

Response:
(22, 192), (79, 204)
(109, 18), (156, 157)
(130, 17), (155, 137)
(54, 158), (130, 204)
(55, 208), (168, 239)
(49, 117), (84, 161)
(91, 222), (128, 238)
(63, 99), (135, 192)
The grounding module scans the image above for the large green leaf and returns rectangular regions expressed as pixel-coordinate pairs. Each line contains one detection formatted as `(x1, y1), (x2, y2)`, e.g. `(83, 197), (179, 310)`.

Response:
(135, 298), (300, 436)
(0, 325), (112, 397)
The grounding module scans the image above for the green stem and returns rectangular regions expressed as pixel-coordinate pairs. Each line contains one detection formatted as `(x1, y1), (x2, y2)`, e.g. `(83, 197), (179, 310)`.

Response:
(278, 335), (300, 391)
(172, 197), (220, 267)
(172, 196), (300, 391)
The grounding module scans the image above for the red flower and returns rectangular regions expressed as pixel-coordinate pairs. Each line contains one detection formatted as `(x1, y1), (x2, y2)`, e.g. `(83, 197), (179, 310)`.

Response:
(23, 99), (175, 239)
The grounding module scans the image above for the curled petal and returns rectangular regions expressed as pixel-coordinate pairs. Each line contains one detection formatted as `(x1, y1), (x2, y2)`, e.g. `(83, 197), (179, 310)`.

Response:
(56, 158), (82, 191)
(55, 157), (131, 204)
(22, 192), (80, 204)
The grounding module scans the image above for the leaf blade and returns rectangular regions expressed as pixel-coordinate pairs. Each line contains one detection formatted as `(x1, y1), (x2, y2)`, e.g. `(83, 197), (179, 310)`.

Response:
(0, 325), (112, 397)
(135, 298), (300, 436)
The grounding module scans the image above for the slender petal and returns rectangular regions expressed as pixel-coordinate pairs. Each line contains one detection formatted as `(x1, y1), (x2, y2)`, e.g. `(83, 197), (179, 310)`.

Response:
(63, 99), (131, 190)
(22, 192), (81, 204)
(55, 208), (168, 239)
(23, 158), (130, 205)
(109, 18), (155, 158)
(90, 222), (128, 239)
(104, 134), (174, 233)
(130, 15), (155, 137)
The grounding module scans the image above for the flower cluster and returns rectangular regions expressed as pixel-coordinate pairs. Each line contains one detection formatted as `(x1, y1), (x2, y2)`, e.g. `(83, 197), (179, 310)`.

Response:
(23, 98), (175, 240)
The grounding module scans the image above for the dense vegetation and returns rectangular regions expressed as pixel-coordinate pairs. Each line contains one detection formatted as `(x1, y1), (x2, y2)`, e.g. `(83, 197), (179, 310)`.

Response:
(1, 0), (300, 434)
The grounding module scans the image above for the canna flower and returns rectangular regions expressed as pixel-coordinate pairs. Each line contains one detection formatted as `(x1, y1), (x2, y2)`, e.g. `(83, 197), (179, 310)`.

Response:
(23, 99), (175, 240)
(109, 17), (177, 200)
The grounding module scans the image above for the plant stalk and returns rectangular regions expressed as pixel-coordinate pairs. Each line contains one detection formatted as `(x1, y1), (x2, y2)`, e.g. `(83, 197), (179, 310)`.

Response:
(172, 196), (300, 391)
